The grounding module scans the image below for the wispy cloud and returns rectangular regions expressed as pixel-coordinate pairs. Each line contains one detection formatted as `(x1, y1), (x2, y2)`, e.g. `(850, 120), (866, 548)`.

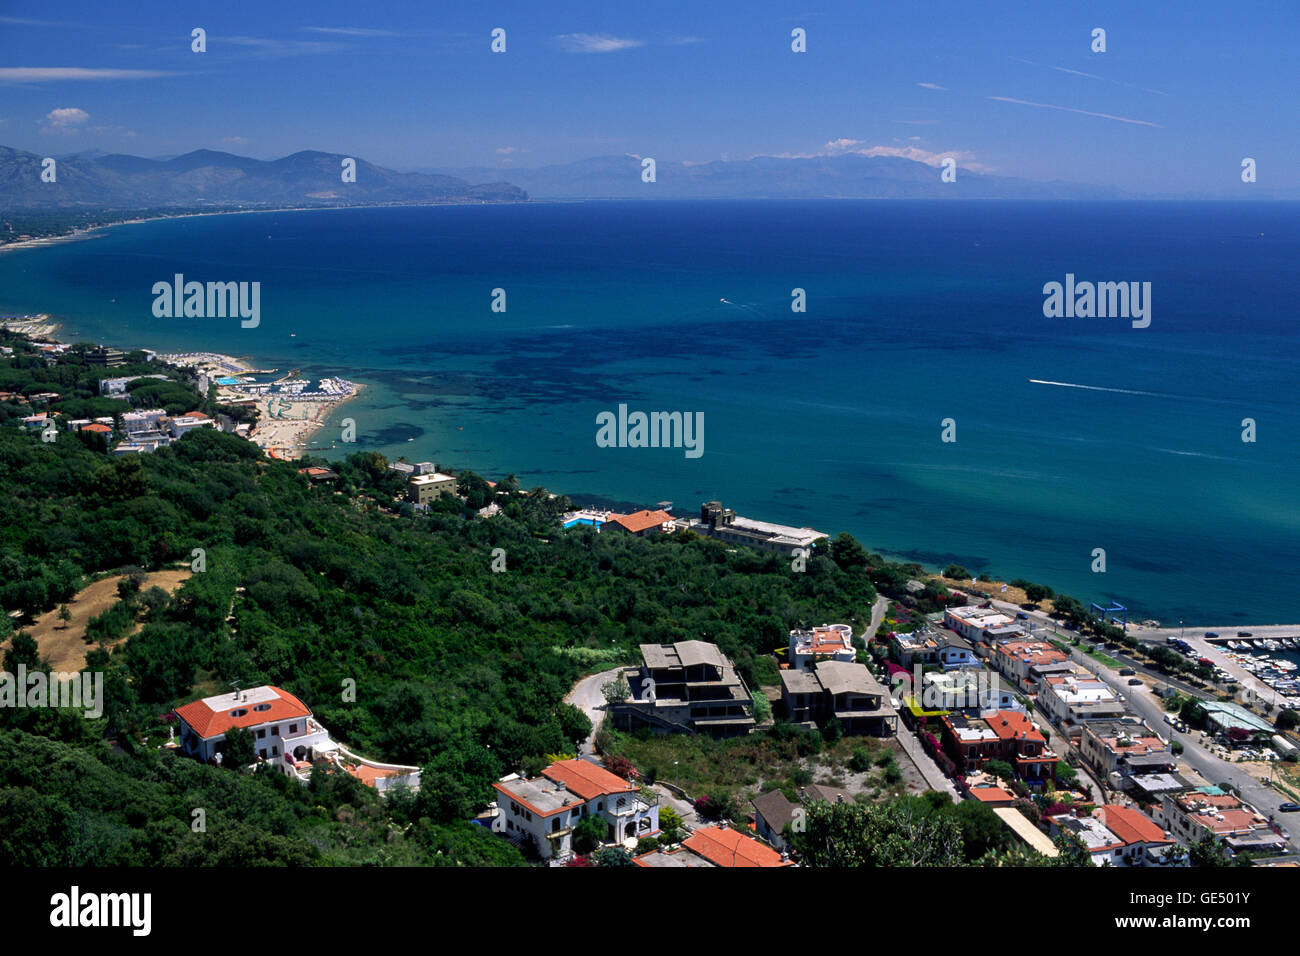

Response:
(302, 26), (407, 38)
(987, 95), (1162, 127)
(0, 16), (69, 27)
(0, 67), (182, 82)
(669, 36), (705, 45)
(222, 136), (249, 144)
(554, 33), (643, 53)
(224, 35), (342, 56)
(1053, 66), (1105, 80)
(917, 82), (948, 91)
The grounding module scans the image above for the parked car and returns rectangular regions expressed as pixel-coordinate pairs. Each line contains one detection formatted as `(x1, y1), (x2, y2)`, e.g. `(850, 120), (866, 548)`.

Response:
(1119, 668), (1136, 676)
(1016, 612), (1029, 619)
(1205, 631), (1219, 638)
(1238, 631), (1253, 637)
(1128, 678), (1143, 686)
(1278, 803), (1300, 813)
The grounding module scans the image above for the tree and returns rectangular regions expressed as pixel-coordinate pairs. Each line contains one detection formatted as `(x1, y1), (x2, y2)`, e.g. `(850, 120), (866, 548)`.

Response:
(3, 630), (40, 673)
(221, 726), (256, 770)
(982, 759), (1015, 783)
(829, 532), (869, 571)
(658, 805), (683, 843)
(1023, 583), (1053, 604)
(1054, 762), (1079, 789)
(801, 799), (963, 867)
(594, 845), (634, 867)
(57, 604), (72, 629)
(1189, 832), (1231, 868)
(943, 564), (969, 580)
(1052, 831), (1092, 867)
(1275, 709), (1299, 732)
(601, 676), (630, 705)
(572, 815), (606, 855)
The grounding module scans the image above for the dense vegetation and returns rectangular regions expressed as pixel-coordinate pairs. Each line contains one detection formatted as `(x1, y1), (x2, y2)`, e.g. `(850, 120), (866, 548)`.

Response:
(0, 335), (886, 864)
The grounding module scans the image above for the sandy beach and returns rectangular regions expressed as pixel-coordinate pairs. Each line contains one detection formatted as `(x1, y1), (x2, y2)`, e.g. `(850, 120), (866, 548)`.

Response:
(247, 387), (364, 461)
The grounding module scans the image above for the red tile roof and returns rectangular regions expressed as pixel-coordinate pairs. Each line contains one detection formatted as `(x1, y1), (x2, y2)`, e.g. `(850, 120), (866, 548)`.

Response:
(80, 423), (113, 433)
(543, 759), (634, 800)
(986, 710), (1046, 746)
(181, 411), (209, 418)
(684, 826), (792, 867)
(1098, 805), (1169, 846)
(969, 786), (1016, 804)
(173, 686), (312, 739)
(605, 509), (673, 534)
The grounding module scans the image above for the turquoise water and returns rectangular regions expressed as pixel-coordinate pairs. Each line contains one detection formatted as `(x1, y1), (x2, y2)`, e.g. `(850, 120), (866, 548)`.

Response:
(1, 200), (1297, 623)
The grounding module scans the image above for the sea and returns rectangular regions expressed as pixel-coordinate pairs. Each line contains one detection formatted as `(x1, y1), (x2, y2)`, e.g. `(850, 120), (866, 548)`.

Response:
(1, 199), (1297, 624)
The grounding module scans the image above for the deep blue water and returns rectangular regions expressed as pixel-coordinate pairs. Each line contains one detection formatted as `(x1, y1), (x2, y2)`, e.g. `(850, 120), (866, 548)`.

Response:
(1, 200), (1297, 623)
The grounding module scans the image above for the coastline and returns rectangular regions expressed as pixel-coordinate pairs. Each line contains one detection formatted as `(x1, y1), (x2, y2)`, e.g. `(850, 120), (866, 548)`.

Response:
(0, 197), (542, 257)
(158, 351), (363, 462)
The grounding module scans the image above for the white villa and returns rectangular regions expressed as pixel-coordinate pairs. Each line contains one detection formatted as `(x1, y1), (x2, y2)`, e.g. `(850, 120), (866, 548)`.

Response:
(172, 685), (420, 793)
(491, 758), (659, 861)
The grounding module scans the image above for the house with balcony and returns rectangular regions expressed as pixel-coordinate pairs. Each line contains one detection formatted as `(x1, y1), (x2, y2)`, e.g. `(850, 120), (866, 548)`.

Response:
(603, 509), (674, 537)
(613, 641), (756, 738)
(1080, 718), (1169, 778)
(491, 758), (659, 861)
(941, 709), (1058, 783)
(778, 660), (897, 736)
(172, 685), (420, 793)
(921, 666), (1023, 715)
(990, 639), (1069, 691)
(788, 623), (855, 672)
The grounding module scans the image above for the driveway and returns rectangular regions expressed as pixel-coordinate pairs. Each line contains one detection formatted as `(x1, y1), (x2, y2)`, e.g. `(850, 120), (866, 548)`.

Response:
(564, 666), (627, 757)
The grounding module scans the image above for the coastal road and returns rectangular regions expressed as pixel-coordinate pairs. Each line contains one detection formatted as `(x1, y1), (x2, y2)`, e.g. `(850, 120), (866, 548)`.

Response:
(564, 666), (626, 758)
(1062, 649), (1298, 853)
(1128, 623), (1300, 645)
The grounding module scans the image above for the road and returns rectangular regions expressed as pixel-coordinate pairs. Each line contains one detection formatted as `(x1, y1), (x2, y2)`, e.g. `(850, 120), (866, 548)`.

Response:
(1129, 623), (1300, 644)
(1062, 647), (1297, 852)
(564, 666), (626, 757)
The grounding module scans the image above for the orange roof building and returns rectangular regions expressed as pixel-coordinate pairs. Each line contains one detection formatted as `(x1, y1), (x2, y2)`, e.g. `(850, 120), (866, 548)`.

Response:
(174, 685), (312, 741)
(679, 825), (794, 867)
(603, 509), (674, 536)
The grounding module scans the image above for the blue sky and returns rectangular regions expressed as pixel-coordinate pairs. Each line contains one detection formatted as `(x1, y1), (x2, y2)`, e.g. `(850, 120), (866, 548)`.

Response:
(1, 0), (1296, 194)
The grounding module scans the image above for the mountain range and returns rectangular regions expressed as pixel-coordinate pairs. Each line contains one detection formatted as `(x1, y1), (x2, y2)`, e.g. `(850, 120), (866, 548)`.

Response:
(425, 153), (1129, 200)
(0, 146), (528, 209)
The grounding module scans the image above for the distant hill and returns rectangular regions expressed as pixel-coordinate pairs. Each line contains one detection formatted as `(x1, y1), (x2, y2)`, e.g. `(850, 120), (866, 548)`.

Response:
(425, 153), (1127, 200)
(0, 146), (527, 209)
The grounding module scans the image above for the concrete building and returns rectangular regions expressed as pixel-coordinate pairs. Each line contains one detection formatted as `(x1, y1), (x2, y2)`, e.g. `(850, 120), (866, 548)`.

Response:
(679, 500), (824, 558)
(942, 710), (1058, 783)
(1038, 668), (1128, 726)
(614, 641), (756, 738)
(1080, 718), (1169, 777)
(779, 660), (897, 736)
(1156, 787), (1287, 857)
(407, 470), (458, 505)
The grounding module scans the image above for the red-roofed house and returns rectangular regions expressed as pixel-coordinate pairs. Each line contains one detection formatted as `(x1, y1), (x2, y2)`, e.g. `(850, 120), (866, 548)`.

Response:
(492, 758), (660, 860)
(1094, 805), (1183, 866)
(173, 685), (420, 792)
(175, 685), (318, 765)
(985, 710), (1059, 783)
(679, 824), (793, 867)
(79, 423), (113, 434)
(603, 509), (674, 537)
